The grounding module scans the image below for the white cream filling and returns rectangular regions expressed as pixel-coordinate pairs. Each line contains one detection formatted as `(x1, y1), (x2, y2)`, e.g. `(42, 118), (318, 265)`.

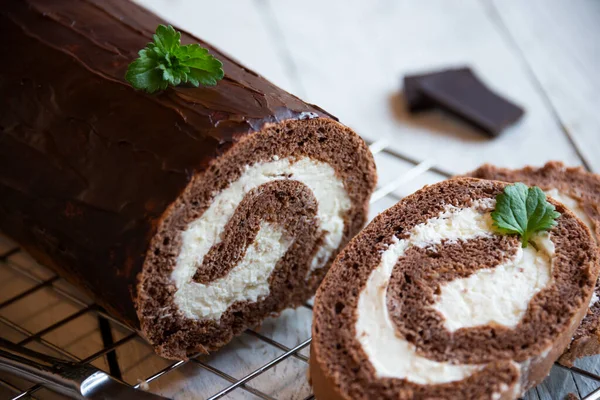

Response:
(355, 199), (555, 385)
(545, 189), (594, 237)
(433, 235), (553, 332)
(172, 157), (351, 320)
(590, 292), (599, 308)
(175, 222), (291, 320)
(544, 189), (600, 313)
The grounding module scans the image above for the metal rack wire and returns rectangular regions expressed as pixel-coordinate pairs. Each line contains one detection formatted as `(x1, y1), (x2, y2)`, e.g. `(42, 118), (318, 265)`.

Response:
(0, 139), (599, 400)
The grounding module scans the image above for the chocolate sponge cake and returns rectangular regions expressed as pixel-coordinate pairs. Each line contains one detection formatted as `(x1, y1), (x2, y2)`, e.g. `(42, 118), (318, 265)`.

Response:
(0, 0), (376, 359)
(310, 178), (598, 400)
(466, 162), (600, 365)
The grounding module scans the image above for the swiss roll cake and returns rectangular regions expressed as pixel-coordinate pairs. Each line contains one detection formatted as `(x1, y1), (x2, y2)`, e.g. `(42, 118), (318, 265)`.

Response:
(0, 0), (376, 359)
(467, 162), (600, 365)
(310, 178), (598, 400)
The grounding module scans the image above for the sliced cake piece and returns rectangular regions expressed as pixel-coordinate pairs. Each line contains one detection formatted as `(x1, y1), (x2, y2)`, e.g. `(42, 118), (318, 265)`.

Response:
(466, 162), (600, 365)
(310, 178), (598, 400)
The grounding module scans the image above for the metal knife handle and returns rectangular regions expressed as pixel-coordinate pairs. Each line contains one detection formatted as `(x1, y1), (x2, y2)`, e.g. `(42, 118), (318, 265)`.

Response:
(0, 337), (97, 398)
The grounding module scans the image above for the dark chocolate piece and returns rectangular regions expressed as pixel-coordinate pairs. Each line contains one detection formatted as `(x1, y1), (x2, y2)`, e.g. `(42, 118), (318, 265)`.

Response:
(403, 68), (524, 136)
(403, 68), (470, 112)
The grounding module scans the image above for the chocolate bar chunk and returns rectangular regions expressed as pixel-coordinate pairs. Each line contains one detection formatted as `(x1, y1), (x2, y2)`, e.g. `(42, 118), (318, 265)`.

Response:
(403, 68), (470, 112)
(403, 68), (524, 136)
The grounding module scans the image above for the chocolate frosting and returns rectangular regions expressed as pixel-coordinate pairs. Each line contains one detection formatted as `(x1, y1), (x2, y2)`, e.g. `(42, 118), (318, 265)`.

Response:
(0, 0), (334, 326)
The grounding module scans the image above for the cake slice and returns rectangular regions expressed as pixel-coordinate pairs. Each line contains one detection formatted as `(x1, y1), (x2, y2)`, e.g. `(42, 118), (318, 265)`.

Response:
(466, 162), (600, 365)
(310, 178), (598, 400)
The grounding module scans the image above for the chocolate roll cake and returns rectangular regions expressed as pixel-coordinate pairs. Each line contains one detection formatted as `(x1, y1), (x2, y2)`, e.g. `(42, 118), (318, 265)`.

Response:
(0, 0), (376, 359)
(466, 162), (600, 365)
(310, 179), (598, 400)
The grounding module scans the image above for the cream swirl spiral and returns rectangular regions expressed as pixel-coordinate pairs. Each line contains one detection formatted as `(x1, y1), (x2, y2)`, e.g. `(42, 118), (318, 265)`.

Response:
(311, 179), (598, 400)
(172, 157), (351, 320)
(137, 119), (377, 359)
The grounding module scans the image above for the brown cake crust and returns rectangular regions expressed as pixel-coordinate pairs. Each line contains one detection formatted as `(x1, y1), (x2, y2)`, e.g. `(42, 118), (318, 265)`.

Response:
(138, 118), (376, 359)
(310, 178), (598, 400)
(465, 162), (600, 365)
(0, 0), (377, 359)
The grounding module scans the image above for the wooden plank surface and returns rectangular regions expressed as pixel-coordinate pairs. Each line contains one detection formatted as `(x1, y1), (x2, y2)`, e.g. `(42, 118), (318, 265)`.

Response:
(488, 0), (600, 174)
(1, 0), (599, 399)
(265, 0), (584, 176)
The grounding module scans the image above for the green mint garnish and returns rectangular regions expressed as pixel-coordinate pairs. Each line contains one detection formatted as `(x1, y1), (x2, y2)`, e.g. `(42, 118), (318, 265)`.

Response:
(126, 25), (224, 93)
(491, 182), (561, 248)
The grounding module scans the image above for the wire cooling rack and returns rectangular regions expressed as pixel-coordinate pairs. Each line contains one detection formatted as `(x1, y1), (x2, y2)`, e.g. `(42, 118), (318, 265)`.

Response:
(0, 139), (599, 400)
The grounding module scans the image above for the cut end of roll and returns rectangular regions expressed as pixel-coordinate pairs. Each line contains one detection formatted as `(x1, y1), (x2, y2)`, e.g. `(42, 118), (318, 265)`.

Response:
(136, 117), (376, 359)
(311, 178), (598, 400)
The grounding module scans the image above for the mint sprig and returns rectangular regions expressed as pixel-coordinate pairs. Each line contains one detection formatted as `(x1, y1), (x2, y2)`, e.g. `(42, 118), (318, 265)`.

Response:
(491, 183), (561, 248)
(126, 25), (224, 93)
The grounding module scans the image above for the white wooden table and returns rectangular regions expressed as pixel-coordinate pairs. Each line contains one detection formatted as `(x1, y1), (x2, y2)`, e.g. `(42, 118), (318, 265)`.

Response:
(1, 1), (599, 399)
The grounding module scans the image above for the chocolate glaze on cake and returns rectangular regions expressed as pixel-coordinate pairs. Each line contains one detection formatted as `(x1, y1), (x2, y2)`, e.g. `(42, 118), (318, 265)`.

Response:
(0, 0), (377, 359)
(466, 162), (600, 365)
(310, 178), (598, 400)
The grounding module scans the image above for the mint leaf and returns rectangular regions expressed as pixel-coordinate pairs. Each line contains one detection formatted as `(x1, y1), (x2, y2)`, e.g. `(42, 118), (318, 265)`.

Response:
(125, 25), (224, 93)
(125, 49), (169, 93)
(153, 25), (180, 53)
(176, 44), (224, 86)
(491, 182), (561, 248)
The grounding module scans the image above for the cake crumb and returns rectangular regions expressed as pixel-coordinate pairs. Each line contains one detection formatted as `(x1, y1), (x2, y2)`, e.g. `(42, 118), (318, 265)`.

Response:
(137, 379), (150, 391)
